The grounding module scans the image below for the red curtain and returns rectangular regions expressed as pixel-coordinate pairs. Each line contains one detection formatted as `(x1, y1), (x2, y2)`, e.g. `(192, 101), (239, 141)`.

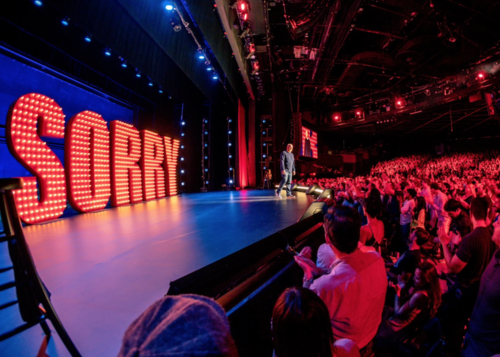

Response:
(237, 100), (248, 188)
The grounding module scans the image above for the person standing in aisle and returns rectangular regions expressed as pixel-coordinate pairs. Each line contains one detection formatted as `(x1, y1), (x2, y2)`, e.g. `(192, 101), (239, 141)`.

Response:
(276, 143), (296, 199)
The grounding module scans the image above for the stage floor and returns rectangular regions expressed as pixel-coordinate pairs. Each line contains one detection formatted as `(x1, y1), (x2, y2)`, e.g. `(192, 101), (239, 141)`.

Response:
(0, 189), (315, 357)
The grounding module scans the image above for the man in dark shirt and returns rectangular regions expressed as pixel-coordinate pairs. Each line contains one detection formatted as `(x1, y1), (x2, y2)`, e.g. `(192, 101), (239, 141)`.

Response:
(438, 197), (496, 355)
(444, 199), (472, 246)
(276, 144), (295, 199)
(462, 219), (500, 357)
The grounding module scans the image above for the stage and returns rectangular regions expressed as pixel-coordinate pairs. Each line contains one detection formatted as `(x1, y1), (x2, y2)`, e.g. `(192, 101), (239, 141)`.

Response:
(0, 189), (315, 357)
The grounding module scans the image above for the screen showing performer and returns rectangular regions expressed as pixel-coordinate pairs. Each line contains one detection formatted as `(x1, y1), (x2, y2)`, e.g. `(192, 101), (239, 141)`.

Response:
(300, 127), (318, 159)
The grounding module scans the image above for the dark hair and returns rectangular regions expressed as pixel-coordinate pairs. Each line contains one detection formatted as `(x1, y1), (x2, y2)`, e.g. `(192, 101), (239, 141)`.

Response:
(272, 287), (333, 357)
(470, 197), (489, 221)
(369, 187), (381, 199)
(414, 197), (426, 220)
(324, 206), (361, 254)
(416, 262), (442, 319)
(363, 195), (381, 219)
(444, 199), (461, 213)
(400, 181), (409, 191)
(430, 182), (440, 190)
(414, 227), (430, 246)
(407, 188), (417, 198)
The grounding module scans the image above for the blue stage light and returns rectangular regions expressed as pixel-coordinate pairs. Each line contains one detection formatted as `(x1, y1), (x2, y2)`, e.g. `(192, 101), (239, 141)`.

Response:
(204, 131), (208, 135)
(34, 0), (42, 6)
(159, 89), (163, 94)
(61, 18), (69, 26)
(264, 167), (267, 170)
(181, 170), (185, 174)
(228, 143), (232, 146)
(207, 67), (212, 71)
(229, 119), (232, 123)
(205, 144), (208, 147)
(198, 55), (205, 60)
(263, 131), (266, 135)
(263, 120), (266, 123)
(181, 133), (185, 137)
(121, 62), (127, 68)
(84, 35), (92, 42)
(165, 4), (174, 11)
(181, 121), (185, 125)
(206, 181), (209, 184)
(181, 145), (184, 149)
(181, 182), (185, 186)
(181, 157), (184, 161)
(205, 120), (208, 123)
(263, 143), (266, 146)
(148, 82), (153, 87)
(230, 180), (233, 184)
(228, 130), (232, 134)
(229, 155), (232, 158)
(212, 76), (218, 80)
(136, 72), (141, 78)
(230, 167), (233, 171)
(205, 169), (208, 172)
(205, 156), (208, 159)
(263, 154), (266, 158)
(104, 48), (111, 56)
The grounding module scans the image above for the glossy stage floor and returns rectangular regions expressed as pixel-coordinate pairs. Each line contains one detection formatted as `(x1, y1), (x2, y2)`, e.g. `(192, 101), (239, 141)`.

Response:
(0, 189), (315, 357)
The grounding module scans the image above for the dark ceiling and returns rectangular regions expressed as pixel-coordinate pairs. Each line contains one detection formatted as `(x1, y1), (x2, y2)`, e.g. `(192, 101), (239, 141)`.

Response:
(259, 0), (500, 138)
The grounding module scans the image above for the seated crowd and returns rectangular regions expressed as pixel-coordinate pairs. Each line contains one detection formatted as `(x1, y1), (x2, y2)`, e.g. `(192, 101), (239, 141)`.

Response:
(117, 152), (500, 357)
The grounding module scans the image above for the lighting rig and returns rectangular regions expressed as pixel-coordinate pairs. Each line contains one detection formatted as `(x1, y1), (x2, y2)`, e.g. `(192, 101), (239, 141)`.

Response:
(233, 1), (265, 97)
(179, 104), (186, 191)
(227, 117), (235, 189)
(259, 115), (273, 185)
(201, 117), (210, 192)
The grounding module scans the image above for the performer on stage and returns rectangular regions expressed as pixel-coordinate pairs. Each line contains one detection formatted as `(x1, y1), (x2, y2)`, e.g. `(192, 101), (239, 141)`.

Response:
(277, 144), (296, 199)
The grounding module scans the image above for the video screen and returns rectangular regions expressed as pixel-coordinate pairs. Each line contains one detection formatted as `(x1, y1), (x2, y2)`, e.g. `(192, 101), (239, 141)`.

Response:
(300, 127), (318, 159)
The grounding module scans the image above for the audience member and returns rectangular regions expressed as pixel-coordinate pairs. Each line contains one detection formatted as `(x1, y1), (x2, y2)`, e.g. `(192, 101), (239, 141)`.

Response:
(118, 294), (238, 357)
(359, 195), (384, 248)
(272, 287), (360, 357)
(294, 206), (387, 355)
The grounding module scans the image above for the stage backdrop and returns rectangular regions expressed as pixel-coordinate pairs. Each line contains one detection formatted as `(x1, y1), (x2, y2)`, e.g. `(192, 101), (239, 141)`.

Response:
(0, 51), (135, 180)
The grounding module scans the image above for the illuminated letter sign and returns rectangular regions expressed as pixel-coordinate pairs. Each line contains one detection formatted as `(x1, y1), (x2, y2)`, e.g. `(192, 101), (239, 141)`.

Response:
(110, 120), (143, 206)
(6, 95), (179, 224)
(140, 130), (166, 200)
(6, 93), (67, 224)
(163, 137), (180, 196)
(65, 111), (111, 212)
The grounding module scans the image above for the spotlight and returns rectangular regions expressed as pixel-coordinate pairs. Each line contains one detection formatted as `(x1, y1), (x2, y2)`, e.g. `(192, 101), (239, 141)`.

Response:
(197, 50), (205, 60)
(477, 72), (486, 80)
(230, 167), (233, 171)
(61, 17), (70, 26)
(229, 155), (232, 158)
(212, 75), (218, 80)
(205, 156), (208, 159)
(205, 144), (208, 147)
(136, 70), (141, 78)
(181, 170), (185, 174)
(240, 1), (247, 11)
(104, 48), (112, 56)
(263, 143), (266, 146)
(181, 121), (186, 125)
(181, 145), (185, 149)
(205, 131), (208, 135)
(228, 130), (232, 134)
(84, 35), (92, 42)
(181, 133), (185, 136)
(395, 98), (405, 108)
(228, 143), (232, 146)
(33, 0), (42, 6)
(207, 67), (212, 71)
(242, 13), (248, 21)
(181, 182), (185, 186)
(165, 3), (174, 11)
(121, 62), (128, 68)
(263, 154), (266, 158)
(230, 180), (233, 184)
(159, 88), (163, 94)
(181, 157), (185, 161)
(206, 181), (209, 184)
(148, 81), (153, 87)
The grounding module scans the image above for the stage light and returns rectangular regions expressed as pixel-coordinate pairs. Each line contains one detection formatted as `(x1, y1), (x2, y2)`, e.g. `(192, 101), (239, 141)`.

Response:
(181, 170), (185, 174)
(148, 82), (153, 87)
(263, 120), (266, 123)
(263, 154), (266, 158)
(477, 72), (486, 80)
(205, 169), (208, 172)
(229, 180), (233, 184)
(159, 89), (163, 94)
(181, 145), (184, 149)
(181, 157), (184, 161)
(213, 75), (218, 80)
(205, 131), (208, 135)
(240, 2), (247, 11)
(230, 167), (233, 171)
(104, 48), (111, 56)
(242, 13), (248, 21)
(228, 143), (232, 146)
(205, 144), (208, 147)
(207, 67), (212, 71)
(395, 98), (405, 108)
(198, 50), (205, 60)
(263, 143), (266, 146)
(205, 156), (208, 159)
(228, 130), (232, 134)
(181, 182), (185, 186)
(136, 70), (141, 78)
(34, 0), (42, 6)
(181, 121), (186, 125)
(181, 133), (185, 136)
(61, 17), (70, 26)
(165, 4), (174, 11)
(121, 62), (127, 68)
(229, 155), (232, 158)
(84, 35), (92, 42)
(263, 167), (266, 170)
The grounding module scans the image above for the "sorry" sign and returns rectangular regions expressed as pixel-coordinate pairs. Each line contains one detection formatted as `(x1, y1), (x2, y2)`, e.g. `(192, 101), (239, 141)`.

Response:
(6, 93), (179, 224)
